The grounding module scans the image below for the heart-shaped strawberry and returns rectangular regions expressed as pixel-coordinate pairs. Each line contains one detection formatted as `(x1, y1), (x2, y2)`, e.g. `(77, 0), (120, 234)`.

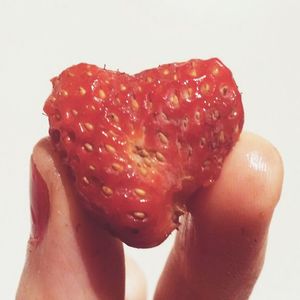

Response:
(44, 58), (243, 248)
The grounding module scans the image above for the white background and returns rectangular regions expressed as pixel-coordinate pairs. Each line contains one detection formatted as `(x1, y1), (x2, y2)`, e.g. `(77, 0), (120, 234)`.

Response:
(1, 0), (299, 299)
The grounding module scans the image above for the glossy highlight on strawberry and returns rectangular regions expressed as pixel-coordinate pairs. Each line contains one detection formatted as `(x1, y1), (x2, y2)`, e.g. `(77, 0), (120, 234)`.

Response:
(44, 58), (244, 248)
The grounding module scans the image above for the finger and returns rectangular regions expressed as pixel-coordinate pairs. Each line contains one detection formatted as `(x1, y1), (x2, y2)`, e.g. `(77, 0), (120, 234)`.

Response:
(17, 138), (125, 300)
(154, 132), (284, 300)
(125, 256), (147, 300)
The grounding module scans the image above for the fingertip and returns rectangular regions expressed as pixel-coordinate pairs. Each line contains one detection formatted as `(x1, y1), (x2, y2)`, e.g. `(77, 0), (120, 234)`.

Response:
(154, 133), (284, 299)
(242, 132), (284, 215)
(32, 137), (57, 180)
(190, 132), (284, 230)
(18, 138), (126, 300)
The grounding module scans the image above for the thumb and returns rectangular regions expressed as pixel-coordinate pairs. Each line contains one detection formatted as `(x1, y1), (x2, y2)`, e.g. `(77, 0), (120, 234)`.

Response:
(17, 138), (125, 300)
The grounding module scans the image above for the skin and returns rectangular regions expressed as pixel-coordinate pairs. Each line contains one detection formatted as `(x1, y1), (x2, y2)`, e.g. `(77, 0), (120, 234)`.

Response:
(17, 132), (283, 300)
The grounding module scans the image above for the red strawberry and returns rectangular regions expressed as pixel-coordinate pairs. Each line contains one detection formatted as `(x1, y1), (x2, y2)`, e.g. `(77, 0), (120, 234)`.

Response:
(44, 59), (244, 248)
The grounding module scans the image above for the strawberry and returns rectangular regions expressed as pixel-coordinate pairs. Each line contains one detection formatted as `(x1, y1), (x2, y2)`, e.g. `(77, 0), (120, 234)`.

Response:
(44, 58), (244, 248)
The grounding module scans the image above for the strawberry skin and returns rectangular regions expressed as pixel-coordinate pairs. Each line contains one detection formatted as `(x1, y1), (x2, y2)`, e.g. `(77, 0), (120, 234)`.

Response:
(44, 59), (244, 248)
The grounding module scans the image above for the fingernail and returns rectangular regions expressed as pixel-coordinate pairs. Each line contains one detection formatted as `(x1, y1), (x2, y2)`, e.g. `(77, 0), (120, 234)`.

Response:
(30, 158), (50, 242)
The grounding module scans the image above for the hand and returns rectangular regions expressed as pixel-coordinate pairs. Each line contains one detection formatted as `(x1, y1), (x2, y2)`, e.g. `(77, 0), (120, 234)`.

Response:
(16, 132), (283, 300)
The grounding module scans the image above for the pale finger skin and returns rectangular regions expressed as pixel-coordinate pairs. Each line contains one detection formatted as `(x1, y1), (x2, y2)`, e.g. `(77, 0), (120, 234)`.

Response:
(17, 133), (283, 299)
(17, 139), (125, 300)
(154, 133), (283, 300)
